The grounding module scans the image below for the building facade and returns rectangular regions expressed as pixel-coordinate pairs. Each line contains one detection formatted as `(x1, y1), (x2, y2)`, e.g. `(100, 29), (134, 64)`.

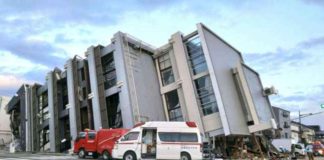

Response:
(6, 23), (276, 152)
(272, 106), (291, 139)
(154, 24), (276, 140)
(291, 121), (316, 144)
(0, 96), (11, 148)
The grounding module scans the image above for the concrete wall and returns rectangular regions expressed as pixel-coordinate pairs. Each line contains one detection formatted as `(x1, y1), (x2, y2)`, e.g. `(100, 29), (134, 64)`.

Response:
(125, 44), (165, 122)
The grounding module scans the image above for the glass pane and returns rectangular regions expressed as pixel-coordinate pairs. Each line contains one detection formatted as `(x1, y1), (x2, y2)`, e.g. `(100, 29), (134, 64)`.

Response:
(161, 68), (174, 86)
(195, 76), (218, 116)
(165, 90), (183, 121)
(102, 53), (116, 89)
(185, 36), (207, 75)
(159, 132), (179, 142)
(193, 62), (208, 75)
(122, 132), (139, 141)
(180, 133), (198, 142)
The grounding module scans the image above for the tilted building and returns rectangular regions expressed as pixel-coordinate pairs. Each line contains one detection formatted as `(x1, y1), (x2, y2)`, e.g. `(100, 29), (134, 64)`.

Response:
(6, 23), (276, 152)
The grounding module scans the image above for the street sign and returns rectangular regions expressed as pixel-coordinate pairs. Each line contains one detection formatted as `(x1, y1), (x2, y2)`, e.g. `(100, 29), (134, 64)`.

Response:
(321, 104), (324, 109)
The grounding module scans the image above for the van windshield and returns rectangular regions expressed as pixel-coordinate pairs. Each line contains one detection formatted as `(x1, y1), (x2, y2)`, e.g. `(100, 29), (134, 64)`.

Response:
(159, 132), (198, 142)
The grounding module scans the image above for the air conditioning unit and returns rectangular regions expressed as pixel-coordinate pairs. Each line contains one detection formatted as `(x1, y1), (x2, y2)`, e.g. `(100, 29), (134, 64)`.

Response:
(263, 86), (278, 96)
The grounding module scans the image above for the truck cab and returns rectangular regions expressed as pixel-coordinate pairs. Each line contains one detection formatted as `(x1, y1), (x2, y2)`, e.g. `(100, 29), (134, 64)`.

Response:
(73, 128), (129, 159)
(74, 129), (97, 158)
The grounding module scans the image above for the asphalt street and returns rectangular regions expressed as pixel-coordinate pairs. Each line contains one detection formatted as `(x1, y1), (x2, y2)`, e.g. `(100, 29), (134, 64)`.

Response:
(0, 152), (81, 160)
(1, 152), (324, 160)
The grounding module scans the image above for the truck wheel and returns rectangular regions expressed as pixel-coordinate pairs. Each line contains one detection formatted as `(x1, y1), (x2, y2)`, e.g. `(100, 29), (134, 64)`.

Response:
(93, 153), (98, 159)
(102, 150), (111, 160)
(181, 152), (191, 160)
(123, 151), (136, 160)
(78, 148), (86, 159)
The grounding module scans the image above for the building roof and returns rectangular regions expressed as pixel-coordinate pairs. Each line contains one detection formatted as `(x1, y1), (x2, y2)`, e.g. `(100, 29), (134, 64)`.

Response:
(272, 106), (290, 112)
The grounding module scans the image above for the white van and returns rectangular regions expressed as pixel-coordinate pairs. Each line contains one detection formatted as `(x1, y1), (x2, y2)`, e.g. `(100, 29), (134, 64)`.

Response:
(112, 121), (203, 160)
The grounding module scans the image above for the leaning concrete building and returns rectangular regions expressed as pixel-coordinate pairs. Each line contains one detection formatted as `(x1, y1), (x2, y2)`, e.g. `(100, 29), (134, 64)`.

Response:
(6, 23), (276, 153)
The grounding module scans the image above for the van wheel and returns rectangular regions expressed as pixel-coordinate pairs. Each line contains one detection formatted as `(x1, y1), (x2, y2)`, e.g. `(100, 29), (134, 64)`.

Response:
(102, 150), (111, 160)
(295, 152), (299, 158)
(123, 151), (136, 160)
(181, 152), (191, 160)
(78, 148), (86, 159)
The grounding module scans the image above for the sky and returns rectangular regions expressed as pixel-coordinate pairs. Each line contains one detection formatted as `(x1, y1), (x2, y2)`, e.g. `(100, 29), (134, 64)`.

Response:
(0, 0), (323, 128)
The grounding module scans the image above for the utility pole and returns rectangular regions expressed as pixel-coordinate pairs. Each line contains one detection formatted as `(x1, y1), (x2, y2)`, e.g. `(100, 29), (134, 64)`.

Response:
(298, 110), (302, 143)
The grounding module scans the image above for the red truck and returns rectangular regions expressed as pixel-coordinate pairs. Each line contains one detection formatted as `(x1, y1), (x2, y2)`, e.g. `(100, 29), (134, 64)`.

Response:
(74, 128), (129, 159)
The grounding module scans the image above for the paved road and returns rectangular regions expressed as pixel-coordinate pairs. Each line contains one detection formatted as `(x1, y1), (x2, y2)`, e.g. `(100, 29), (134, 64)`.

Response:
(0, 152), (81, 159)
(1, 152), (324, 160)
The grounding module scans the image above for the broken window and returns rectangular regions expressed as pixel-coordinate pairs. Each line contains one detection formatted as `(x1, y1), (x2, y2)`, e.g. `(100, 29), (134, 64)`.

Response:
(185, 35), (208, 75)
(194, 75), (218, 116)
(159, 53), (175, 86)
(81, 108), (89, 130)
(165, 90), (183, 121)
(102, 52), (117, 89)
(106, 94), (123, 128)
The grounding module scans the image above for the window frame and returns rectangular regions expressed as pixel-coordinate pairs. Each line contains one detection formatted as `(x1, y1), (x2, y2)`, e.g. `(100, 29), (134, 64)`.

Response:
(164, 90), (183, 121)
(158, 53), (175, 86)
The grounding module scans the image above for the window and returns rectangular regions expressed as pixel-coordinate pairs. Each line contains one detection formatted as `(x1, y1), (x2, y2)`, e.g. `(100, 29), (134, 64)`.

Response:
(285, 132), (288, 139)
(122, 132), (139, 141)
(62, 83), (68, 107)
(80, 68), (85, 81)
(81, 108), (89, 130)
(194, 76), (218, 116)
(180, 133), (199, 142)
(165, 90), (183, 121)
(159, 53), (175, 86)
(88, 132), (96, 140)
(185, 36), (208, 75)
(78, 132), (86, 139)
(102, 53), (116, 89)
(106, 94), (123, 128)
(159, 132), (198, 142)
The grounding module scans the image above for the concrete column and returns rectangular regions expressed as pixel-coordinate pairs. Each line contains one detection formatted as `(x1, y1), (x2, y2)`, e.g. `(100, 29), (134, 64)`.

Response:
(66, 59), (78, 142)
(170, 32), (205, 133)
(113, 32), (135, 128)
(24, 85), (31, 152)
(47, 72), (56, 152)
(87, 46), (103, 130)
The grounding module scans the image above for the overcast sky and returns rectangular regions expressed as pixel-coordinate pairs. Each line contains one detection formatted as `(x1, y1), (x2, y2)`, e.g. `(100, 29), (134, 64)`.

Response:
(0, 0), (323, 128)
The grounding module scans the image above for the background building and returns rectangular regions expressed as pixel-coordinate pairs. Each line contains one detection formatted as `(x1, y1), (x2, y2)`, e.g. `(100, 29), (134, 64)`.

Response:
(272, 106), (291, 139)
(6, 23), (276, 153)
(0, 96), (11, 149)
(291, 121), (315, 144)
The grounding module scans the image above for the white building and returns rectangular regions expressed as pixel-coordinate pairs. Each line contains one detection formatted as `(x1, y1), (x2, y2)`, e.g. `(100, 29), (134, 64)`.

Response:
(0, 96), (12, 146)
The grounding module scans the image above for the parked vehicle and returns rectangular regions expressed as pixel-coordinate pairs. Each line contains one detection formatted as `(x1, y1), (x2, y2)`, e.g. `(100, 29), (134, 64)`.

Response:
(313, 141), (324, 156)
(272, 139), (292, 152)
(291, 143), (306, 158)
(112, 121), (203, 160)
(73, 128), (129, 159)
(271, 139), (305, 158)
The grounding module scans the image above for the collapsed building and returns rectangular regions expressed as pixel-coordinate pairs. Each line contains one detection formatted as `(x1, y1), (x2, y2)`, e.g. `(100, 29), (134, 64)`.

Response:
(6, 23), (277, 158)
